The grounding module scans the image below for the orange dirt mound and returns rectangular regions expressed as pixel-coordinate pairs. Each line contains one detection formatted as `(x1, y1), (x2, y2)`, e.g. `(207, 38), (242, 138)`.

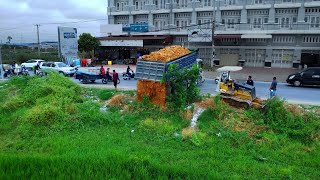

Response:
(141, 45), (190, 62)
(107, 94), (132, 107)
(195, 98), (215, 109)
(137, 80), (167, 106)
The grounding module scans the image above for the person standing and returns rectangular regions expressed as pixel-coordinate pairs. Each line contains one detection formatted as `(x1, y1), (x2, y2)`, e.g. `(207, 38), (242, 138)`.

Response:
(246, 75), (254, 86)
(269, 77), (277, 98)
(112, 70), (119, 89)
(100, 65), (105, 78)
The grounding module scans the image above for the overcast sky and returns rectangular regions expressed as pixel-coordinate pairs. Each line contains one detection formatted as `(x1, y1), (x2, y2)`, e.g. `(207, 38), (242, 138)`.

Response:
(0, 0), (107, 44)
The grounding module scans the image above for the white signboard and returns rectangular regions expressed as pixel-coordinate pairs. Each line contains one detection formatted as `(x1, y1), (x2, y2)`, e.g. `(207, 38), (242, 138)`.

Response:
(188, 29), (212, 42)
(100, 40), (143, 47)
(58, 27), (78, 64)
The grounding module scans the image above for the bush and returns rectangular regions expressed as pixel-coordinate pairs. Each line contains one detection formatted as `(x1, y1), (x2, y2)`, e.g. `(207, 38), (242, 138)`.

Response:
(263, 98), (319, 141)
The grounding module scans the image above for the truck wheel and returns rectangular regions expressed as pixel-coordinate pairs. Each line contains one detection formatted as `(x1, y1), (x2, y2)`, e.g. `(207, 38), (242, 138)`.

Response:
(293, 80), (301, 87)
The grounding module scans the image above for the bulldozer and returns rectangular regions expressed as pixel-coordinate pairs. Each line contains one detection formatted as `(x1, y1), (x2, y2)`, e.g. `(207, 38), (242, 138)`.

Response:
(215, 66), (265, 108)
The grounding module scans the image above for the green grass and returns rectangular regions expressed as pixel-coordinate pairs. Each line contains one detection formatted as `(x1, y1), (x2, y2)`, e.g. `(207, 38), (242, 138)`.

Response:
(0, 74), (319, 179)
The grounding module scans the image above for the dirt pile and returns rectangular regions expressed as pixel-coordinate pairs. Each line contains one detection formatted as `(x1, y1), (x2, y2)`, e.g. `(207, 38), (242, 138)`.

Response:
(137, 80), (167, 106)
(141, 45), (190, 62)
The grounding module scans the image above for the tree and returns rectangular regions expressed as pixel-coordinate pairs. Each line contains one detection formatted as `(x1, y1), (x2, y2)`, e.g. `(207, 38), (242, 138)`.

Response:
(7, 36), (12, 44)
(78, 33), (100, 57)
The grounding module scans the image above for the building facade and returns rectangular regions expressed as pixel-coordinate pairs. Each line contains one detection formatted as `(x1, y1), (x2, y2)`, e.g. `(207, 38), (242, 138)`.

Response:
(107, 0), (320, 68)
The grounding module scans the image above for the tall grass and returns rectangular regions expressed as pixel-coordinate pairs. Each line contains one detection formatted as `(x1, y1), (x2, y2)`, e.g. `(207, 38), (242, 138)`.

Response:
(0, 75), (319, 179)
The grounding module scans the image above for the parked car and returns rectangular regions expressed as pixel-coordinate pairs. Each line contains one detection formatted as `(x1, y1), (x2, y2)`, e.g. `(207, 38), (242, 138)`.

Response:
(286, 67), (320, 86)
(41, 62), (76, 76)
(21, 59), (45, 70)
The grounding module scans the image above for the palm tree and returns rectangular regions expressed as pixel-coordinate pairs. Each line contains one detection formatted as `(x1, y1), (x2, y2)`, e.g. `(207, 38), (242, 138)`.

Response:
(7, 36), (12, 44)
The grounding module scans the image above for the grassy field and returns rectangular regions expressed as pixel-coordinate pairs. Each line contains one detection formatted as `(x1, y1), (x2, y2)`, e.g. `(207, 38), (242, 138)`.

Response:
(0, 73), (319, 179)
(1, 46), (59, 64)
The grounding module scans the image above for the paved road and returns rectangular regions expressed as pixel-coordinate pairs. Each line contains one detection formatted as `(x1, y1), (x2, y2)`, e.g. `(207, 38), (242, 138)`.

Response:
(72, 77), (320, 106)
(1, 71), (319, 105)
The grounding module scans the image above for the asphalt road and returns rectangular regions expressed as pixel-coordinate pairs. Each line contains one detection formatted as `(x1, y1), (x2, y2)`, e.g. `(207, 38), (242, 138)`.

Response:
(71, 77), (320, 106)
(1, 71), (319, 105)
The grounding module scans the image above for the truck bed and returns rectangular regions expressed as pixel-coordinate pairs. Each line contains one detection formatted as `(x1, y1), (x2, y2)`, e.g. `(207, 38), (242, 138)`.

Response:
(135, 50), (198, 81)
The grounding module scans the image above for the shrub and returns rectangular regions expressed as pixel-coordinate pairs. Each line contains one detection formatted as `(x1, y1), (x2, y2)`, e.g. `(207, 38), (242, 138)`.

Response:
(263, 98), (319, 141)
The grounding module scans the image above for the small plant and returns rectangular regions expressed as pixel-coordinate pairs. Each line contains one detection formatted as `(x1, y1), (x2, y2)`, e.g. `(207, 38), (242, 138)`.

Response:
(163, 64), (201, 109)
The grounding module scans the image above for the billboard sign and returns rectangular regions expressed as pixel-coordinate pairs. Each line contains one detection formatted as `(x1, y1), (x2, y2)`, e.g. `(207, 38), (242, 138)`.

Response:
(58, 27), (78, 64)
(188, 29), (212, 42)
(122, 23), (149, 32)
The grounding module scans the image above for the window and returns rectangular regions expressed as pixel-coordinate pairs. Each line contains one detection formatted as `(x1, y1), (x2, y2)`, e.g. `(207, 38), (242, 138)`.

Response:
(248, 18), (251, 24)
(292, 17), (297, 23)
(255, 0), (262, 4)
(264, 18), (268, 24)
(135, 1), (139, 10)
(275, 18), (279, 24)
(116, 3), (120, 11)
(283, 0), (292, 3)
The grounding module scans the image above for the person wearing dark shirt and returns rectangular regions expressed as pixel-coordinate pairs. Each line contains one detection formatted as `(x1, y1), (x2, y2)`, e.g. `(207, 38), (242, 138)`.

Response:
(246, 76), (254, 86)
(269, 77), (277, 98)
(106, 68), (112, 80)
(112, 70), (119, 89)
(127, 66), (131, 77)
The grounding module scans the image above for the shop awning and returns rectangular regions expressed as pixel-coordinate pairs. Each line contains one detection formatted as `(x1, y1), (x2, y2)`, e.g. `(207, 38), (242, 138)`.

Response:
(241, 34), (272, 39)
(214, 35), (241, 39)
(97, 35), (171, 41)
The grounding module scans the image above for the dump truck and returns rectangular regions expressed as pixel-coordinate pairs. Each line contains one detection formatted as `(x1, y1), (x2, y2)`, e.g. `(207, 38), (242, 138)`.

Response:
(135, 48), (203, 83)
(135, 46), (203, 106)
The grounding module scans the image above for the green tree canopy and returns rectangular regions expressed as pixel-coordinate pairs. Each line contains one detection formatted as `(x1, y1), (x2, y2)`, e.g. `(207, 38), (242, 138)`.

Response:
(78, 33), (100, 55)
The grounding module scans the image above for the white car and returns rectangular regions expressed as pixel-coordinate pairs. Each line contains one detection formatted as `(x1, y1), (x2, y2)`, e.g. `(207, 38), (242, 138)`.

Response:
(41, 62), (76, 76)
(21, 59), (45, 70)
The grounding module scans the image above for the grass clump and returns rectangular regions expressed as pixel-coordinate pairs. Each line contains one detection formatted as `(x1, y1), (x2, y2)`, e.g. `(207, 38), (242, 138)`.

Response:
(263, 97), (319, 142)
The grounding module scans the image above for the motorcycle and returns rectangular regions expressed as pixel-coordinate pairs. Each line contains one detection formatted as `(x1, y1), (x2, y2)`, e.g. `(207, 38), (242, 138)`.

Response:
(122, 71), (135, 80)
(102, 75), (120, 84)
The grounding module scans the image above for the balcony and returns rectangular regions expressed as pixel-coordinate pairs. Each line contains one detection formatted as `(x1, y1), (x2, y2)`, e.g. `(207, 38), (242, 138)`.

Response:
(215, 23), (320, 34)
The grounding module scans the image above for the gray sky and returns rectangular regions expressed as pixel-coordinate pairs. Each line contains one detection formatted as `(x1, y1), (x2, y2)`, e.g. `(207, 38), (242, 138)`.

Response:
(0, 0), (107, 44)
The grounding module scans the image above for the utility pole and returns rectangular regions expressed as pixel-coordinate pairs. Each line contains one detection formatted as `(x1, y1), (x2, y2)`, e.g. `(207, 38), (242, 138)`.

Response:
(35, 24), (40, 57)
(0, 46), (3, 80)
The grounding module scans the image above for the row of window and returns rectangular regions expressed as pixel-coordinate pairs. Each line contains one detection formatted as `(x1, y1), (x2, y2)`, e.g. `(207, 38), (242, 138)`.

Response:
(175, 13), (191, 18)
(154, 14), (169, 19)
(136, 15), (148, 19)
(248, 10), (269, 15)
(305, 8), (320, 13)
(275, 9), (298, 14)
(303, 36), (320, 43)
(175, 37), (188, 42)
(198, 12), (213, 17)
(222, 10), (241, 16)
(247, 38), (267, 42)
(273, 36), (295, 43)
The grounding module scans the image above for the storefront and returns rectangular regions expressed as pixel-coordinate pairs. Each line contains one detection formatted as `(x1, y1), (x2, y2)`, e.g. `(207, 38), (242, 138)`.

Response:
(98, 35), (172, 64)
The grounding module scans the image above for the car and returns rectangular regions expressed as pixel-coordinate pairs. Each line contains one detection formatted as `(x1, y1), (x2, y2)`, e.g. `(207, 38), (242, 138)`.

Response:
(41, 61), (76, 76)
(286, 67), (320, 87)
(21, 59), (45, 70)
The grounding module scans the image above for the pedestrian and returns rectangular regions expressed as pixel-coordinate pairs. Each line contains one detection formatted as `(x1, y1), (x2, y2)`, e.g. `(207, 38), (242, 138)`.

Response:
(246, 75), (254, 86)
(100, 65), (105, 78)
(269, 77), (277, 98)
(112, 70), (119, 89)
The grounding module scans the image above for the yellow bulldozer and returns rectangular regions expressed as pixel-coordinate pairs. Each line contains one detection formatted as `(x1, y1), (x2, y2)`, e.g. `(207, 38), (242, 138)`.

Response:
(215, 66), (265, 108)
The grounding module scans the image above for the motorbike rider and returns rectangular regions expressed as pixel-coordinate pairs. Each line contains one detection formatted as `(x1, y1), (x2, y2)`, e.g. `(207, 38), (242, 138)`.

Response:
(106, 68), (112, 80)
(126, 66), (133, 78)
(35, 62), (41, 75)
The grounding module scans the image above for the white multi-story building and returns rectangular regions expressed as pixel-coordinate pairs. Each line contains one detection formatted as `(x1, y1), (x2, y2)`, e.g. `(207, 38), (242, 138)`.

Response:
(106, 0), (320, 68)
